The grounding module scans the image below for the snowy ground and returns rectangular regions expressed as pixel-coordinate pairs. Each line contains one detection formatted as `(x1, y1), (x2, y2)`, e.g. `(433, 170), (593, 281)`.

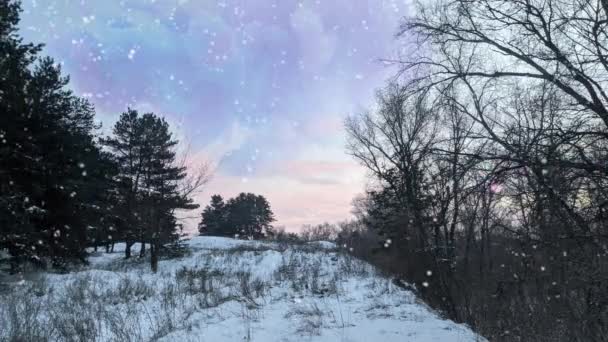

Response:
(0, 237), (485, 341)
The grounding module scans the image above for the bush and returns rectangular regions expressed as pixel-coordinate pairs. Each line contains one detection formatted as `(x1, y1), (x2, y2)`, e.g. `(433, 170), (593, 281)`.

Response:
(339, 226), (608, 342)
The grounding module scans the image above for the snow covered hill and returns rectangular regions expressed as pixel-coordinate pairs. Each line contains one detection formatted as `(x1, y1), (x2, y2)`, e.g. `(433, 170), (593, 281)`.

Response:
(0, 237), (485, 341)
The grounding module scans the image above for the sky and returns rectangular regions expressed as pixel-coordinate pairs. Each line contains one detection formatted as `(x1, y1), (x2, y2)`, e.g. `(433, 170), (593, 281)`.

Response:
(18, 0), (408, 232)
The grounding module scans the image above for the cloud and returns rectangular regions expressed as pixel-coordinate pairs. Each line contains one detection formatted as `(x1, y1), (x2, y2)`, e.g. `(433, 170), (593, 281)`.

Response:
(191, 120), (252, 169)
(18, 0), (409, 235)
(269, 159), (363, 185)
(290, 5), (337, 71)
(188, 169), (364, 234)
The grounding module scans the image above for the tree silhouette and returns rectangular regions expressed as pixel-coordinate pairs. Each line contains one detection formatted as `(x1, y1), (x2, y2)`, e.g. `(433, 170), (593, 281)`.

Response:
(198, 195), (227, 236)
(0, 0), (109, 269)
(198, 193), (275, 239)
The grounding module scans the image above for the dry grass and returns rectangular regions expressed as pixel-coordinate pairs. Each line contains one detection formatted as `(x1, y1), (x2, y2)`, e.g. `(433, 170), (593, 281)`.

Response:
(0, 240), (376, 342)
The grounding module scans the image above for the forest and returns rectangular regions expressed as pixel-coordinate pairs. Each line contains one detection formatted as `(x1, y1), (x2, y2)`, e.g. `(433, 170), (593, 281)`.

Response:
(0, 1), (210, 273)
(340, 0), (608, 340)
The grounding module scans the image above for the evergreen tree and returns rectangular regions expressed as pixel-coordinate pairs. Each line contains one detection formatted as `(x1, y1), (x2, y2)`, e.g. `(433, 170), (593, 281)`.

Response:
(101, 109), (146, 258)
(138, 113), (198, 272)
(0, 0), (107, 269)
(198, 193), (275, 239)
(103, 110), (198, 270)
(85, 151), (122, 253)
(198, 195), (228, 236)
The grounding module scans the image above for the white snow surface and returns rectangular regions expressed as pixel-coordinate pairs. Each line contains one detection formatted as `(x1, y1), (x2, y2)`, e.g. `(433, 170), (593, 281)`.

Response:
(1, 237), (485, 341)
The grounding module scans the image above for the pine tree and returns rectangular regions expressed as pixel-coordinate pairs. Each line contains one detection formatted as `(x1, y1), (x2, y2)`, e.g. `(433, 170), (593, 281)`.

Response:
(198, 195), (228, 236)
(85, 151), (121, 253)
(137, 113), (198, 272)
(101, 109), (146, 259)
(103, 110), (198, 270)
(198, 193), (275, 239)
(0, 0), (107, 269)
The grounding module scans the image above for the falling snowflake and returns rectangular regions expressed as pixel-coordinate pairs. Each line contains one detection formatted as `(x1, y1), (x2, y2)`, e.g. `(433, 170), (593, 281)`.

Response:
(128, 48), (137, 60)
(82, 15), (95, 24)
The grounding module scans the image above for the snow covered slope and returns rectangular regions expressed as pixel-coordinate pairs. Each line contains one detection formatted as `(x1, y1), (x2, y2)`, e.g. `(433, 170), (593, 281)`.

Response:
(0, 237), (485, 341)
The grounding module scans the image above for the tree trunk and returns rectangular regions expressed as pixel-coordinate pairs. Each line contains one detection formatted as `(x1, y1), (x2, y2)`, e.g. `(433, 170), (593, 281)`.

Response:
(463, 211), (477, 279)
(150, 240), (158, 273)
(125, 240), (134, 259)
(139, 242), (146, 257)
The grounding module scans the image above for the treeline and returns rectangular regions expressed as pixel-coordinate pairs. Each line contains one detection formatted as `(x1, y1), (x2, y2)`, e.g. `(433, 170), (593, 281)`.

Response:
(196, 195), (351, 243)
(341, 0), (608, 341)
(0, 1), (205, 272)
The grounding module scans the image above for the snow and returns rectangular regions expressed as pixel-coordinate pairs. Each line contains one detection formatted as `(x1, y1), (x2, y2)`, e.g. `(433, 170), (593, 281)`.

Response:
(308, 240), (337, 249)
(0, 237), (485, 341)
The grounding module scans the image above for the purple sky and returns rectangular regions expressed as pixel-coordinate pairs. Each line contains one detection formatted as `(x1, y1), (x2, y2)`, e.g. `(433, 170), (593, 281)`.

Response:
(18, 0), (407, 232)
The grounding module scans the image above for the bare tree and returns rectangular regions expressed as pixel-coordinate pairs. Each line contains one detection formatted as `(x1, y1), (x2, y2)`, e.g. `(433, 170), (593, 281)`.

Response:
(344, 1), (608, 340)
(346, 84), (439, 247)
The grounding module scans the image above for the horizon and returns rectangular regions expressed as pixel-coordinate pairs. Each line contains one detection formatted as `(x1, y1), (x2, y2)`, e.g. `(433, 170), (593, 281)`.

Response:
(17, 0), (407, 232)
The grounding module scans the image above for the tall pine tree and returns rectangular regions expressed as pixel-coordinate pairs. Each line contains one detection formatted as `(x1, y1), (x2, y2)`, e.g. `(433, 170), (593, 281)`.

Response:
(103, 110), (198, 271)
(101, 109), (146, 259)
(139, 113), (198, 271)
(0, 0), (107, 269)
